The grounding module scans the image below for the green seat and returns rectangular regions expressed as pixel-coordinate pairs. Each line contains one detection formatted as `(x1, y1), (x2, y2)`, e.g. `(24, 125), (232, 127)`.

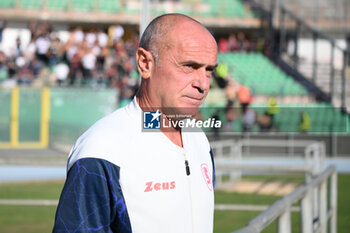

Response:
(124, 7), (139, 14)
(99, 0), (121, 13)
(20, 0), (42, 9)
(210, 4), (221, 17)
(217, 52), (310, 97)
(0, 0), (15, 8)
(48, 0), (68, 11)
(72, 0), (93, 12)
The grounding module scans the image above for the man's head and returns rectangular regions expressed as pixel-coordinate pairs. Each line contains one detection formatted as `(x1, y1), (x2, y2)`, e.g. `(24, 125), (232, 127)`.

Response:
(136, 13), (218, 116)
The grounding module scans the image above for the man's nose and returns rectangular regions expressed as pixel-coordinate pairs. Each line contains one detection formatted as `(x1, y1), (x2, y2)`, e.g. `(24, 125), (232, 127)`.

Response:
(192, 68), (210, 94)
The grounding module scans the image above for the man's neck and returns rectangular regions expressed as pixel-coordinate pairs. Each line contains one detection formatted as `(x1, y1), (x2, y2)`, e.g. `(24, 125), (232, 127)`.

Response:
(136, 95), (183, 148)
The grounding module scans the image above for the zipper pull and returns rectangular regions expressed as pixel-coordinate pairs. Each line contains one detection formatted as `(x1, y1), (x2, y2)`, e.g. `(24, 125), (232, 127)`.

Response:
(185, 160), (191, 176)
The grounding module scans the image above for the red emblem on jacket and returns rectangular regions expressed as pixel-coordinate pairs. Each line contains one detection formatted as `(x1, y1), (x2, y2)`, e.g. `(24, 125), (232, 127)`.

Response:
(201, 163), (212, 191)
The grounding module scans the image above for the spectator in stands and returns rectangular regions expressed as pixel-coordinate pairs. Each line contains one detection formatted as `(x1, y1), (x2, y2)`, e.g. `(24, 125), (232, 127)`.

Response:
(48, 37), (63, 67)
(81, 48), (96, 83)
(65, 37), (78, 62)
(28, 57), (43, 79)
(97, 29), (108, 48)
(0, 20), (141, 91)
(266, 96), (279, 128)
(223, 105), (236, 132)
(237, 83), (252, 114)
(6, 58), (16, 80)
(108, 24), (124, 46)
(213, 63), (229, 88)
(67, 52), (82, 85)
(227, 33), (238, 51)
(16, 57), (33, 85)
(28, 21), (37, 41)
(15, 37), (22, 57)
(55, 61), (69, 86)
(299, 111), (311, 133)
(256, 97), (279, 132)
(73, 26), (84, 44)
(218, 33), (270, 54)
(257, 111), (273, 132)
(218, 38), (228, 53)
(225, 79), (237, 108)
(242, 105), (256, 132)
(35, 32), (51, 65)
(85, 29), (97, 48)
(25, 38), (37, 60)
(96, 41), (108, 73)
(237, 32), (249, 51)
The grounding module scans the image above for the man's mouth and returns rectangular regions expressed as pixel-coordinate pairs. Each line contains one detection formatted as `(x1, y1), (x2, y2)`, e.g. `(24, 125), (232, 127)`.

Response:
(184, 95), (203, 102)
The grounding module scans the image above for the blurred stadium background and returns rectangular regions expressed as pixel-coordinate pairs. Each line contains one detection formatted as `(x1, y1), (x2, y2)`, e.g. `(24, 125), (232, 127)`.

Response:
(0, 0), (349, 232)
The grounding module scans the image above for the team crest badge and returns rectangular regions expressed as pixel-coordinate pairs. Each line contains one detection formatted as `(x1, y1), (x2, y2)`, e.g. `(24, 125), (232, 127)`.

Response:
(201, 163), (212, 191)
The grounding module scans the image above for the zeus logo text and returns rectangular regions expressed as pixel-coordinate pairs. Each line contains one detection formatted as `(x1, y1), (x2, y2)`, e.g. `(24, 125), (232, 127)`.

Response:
(144, 181), (176, 192)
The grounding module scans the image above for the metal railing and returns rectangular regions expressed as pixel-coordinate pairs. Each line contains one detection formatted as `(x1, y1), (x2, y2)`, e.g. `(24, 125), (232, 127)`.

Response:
(210, 138), (337, 233)
(210, 139), (325, 186)
(277, 5), (349, 112)
(247, 0), (349, 112)
(231, 165), (337, 233)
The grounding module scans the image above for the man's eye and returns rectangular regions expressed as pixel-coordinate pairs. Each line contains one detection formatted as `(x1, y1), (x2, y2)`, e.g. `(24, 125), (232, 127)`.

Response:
(184, 63), (201, 69)
(206, 68), (214, 74)
(206, 67), (215, 73)
(183, 65), (194, 72)
(206, 70), (213, 77)
(184, 64), (195, 68)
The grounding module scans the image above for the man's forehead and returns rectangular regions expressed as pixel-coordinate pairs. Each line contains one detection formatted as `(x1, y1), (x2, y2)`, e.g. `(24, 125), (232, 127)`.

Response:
(173, 34), (218, 62)
(164, 17), (212, 41)
(157, 16), (217, 63)
(178, 37), (217, 51)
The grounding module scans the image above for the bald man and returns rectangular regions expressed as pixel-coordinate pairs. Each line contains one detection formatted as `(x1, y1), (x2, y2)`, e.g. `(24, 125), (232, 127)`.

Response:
(53, 14), (218, 233)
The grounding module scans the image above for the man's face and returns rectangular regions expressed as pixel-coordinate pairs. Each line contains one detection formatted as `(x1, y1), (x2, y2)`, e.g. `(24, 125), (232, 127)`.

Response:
(151, 22), (218, 116)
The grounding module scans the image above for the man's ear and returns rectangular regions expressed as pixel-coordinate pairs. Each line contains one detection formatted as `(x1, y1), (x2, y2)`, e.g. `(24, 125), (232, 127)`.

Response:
(136, 48), (154, 79)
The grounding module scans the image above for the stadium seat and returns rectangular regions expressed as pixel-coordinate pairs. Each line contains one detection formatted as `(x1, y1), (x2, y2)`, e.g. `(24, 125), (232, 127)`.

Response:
(98, 0), (121, 13)
(215, 52), (350, 134)
(20, 0), (42, 9)
(201, 0), (254, 19)
(150, 8), (166, 16)
(218, 52), (309, 96)
(48, 0), (68, 11)
(272, 102), (349, 134)
(1, 0), (256, 18)
(72, 0), (93, 12)
(0, 0), (15, 8)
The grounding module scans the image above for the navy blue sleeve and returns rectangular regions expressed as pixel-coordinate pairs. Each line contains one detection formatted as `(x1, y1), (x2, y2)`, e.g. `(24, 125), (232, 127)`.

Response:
(209, 148), (215, 190)
(53, 158), (132, 233)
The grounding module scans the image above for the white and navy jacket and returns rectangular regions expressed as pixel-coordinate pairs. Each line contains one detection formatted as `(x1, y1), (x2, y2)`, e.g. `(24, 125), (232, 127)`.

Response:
(53, 98), (215, 233)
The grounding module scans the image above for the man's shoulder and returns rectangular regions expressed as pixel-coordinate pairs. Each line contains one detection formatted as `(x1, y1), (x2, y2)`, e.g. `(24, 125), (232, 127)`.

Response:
(92, 105), (136, 132)
(67, 103), (140, 170)
(82, 104), (137, 140)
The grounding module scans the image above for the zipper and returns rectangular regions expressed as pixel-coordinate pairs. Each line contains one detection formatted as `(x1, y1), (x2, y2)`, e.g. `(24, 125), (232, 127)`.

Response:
(185, 159), (191, 176)
(183, 149), (194, 232)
